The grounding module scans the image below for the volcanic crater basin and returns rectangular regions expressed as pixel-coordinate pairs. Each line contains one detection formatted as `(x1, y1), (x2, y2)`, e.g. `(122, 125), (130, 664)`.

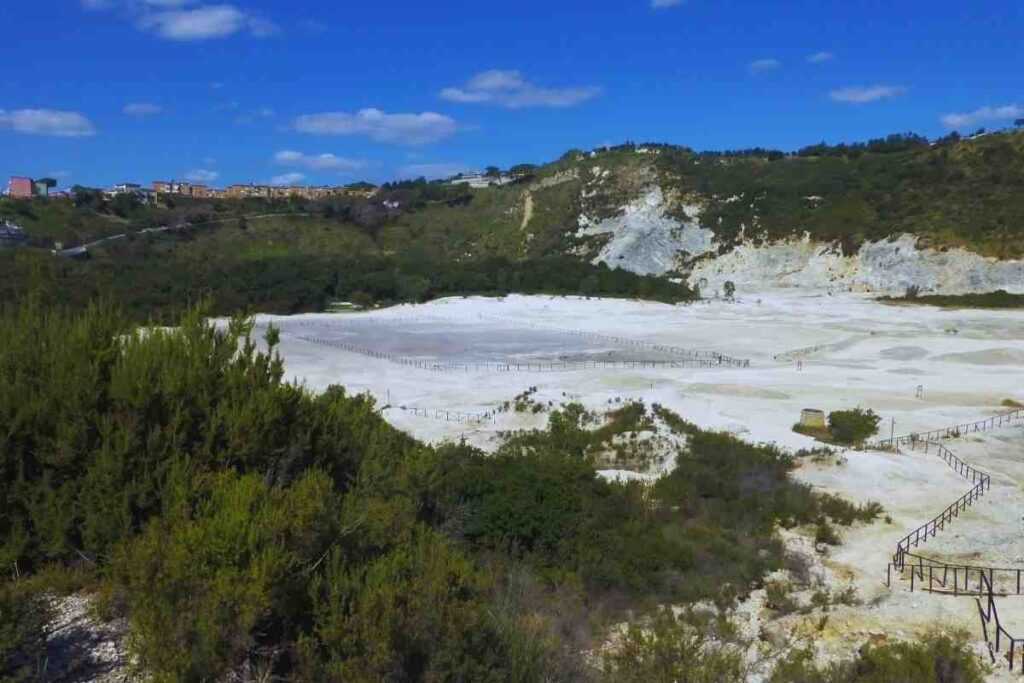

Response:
(250, 290), (1024, 674)
(252, 291), (1024, 450)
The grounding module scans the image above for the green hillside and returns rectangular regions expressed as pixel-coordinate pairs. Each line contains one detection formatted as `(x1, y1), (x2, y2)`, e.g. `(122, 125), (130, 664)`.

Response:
(3, 129), (1024, 316)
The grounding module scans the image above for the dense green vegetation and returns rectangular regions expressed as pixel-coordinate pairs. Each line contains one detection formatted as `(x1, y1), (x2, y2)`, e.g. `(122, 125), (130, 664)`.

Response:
(603, 618), (985, 683)
(881, 289), (1024, 309)
(827, 409), (882, 445)
(0, 298), (894, 680)
(5, 130), (1024, 322)
(653, 130), (1024, 258)
(768, 631), (986, 683)
(794, 408), (881, 446)
(0, 250), (693, 322)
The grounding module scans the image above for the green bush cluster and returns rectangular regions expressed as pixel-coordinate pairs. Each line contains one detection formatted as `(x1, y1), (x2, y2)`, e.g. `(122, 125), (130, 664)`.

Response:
(828, 408), (882, 445)
(0, 250), (694, 322)
(769, 631), (986, 682)
(881, 289), (1024, 309)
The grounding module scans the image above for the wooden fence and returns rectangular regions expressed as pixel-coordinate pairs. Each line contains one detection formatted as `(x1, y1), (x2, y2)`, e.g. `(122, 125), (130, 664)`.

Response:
(390, 405), (495, 424)
(884, 436), (1023, 672)
(288, 333), (737, 373)
(472, 314), (751, 368)
(870, 407), (1024, 451)
(286, 315), (752, 369)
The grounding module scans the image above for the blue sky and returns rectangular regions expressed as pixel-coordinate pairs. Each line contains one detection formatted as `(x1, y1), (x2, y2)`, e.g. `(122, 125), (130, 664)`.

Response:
(1, 0), (1022, 188)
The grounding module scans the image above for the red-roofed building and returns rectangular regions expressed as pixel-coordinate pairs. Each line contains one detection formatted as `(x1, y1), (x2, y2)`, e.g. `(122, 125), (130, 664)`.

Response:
(8, 177), (33, 198)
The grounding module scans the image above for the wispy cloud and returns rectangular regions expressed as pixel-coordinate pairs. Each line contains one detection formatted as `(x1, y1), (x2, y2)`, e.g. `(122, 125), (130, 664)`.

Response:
(274, 150), (367, 172)
(269, 172), (305, 186)
(291, 108), (458, 146)
(398, 162), (474, 180)
(123, 102), (163, 116)
(0, 109), (97, 137)
(748, 58), (780, 74)
(940, 104), (1023, 129)
(85, 1), (279, 40)
(650, 0), (684, 8)
(440, 70), (600, 109)
(183, 169), (218, 182)
(139, 5), (279, 40)
(806, 51), (833, 64)
(828, 85), (906, 103)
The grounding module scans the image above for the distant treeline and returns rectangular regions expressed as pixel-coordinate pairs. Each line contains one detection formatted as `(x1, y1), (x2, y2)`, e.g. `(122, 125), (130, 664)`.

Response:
(0, 251), (695, 321)
(880, 289), (1024, 309)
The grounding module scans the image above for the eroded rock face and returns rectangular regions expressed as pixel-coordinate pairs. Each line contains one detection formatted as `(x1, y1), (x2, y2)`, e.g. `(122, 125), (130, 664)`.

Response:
(573, 183), (1024, 294)
(578, 187), (716, 276)
(690, 233), (1024, 294)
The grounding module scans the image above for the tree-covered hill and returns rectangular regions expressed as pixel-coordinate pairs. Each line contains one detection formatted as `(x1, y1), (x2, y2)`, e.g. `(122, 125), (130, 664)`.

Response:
(3, 129), (1023, 317)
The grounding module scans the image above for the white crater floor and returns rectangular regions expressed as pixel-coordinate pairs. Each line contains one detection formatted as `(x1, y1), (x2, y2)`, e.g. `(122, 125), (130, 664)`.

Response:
(252, 291), (1024, 451)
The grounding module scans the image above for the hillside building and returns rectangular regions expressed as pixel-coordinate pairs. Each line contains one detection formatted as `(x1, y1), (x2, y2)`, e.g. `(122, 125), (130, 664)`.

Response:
(7, 177), (34, 198)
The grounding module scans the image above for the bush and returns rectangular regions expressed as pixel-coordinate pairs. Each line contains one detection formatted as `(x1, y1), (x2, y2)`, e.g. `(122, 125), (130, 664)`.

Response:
(299, 529), (510, 682)
(769, 630), (986, 682)
(828, 408), (881, 445)
(601, 609), (743, 683)
(0, 583), (51, 682)
(110, 470), (338, 679)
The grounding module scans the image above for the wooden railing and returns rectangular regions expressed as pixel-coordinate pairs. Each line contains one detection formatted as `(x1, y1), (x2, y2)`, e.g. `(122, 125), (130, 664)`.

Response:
(288, 333), (738, 372)
(979, 570), (1024, 671)
(884, 434), (1023, 672)
(286, 316), (752, 369)
(889, 440), (990, 573)
(870, 408), (1024, 451)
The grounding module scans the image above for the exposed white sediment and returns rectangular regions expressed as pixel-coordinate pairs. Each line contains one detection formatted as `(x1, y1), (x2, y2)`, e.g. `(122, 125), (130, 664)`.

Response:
(692, 234), (1024, 295)
(578, 187), (716, 276)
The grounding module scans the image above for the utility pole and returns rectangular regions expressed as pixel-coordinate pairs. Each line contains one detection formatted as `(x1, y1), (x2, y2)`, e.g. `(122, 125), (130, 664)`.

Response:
(890, 417), (895, 446)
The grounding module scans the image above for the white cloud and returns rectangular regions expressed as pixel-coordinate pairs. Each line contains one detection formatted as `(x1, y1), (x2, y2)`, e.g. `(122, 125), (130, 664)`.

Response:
(123, 102), (163, 116)
(828, 85), (906, 103)
(0, 109), (97, 137)
(806, 51), (833, 64)
(651, 0), (684, 7)
(183, 169), (218, 182)
(748, 58), (780, 74)
(398, 162), (474, 180)
(440, 69), (600, 109)
(274, 150), (367, 172)
(269, 172), (305, 186)
(940, 104), (1023, 129)
(291, 108), (458, 146)
(133, 3), (278, 40)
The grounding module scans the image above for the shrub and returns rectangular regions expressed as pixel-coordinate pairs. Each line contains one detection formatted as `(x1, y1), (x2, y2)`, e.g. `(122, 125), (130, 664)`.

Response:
(299, 529), (510, 682)
(769, 630), (986, 682)
(110, 470), (339, 679)
(0, 582), (51, 682)
(815, 520), (841, 546)
(601, 609), (743, 683)
(827, 408), (881, 445)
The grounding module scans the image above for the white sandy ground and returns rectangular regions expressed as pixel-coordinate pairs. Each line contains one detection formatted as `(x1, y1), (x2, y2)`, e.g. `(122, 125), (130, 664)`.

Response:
(244, 290), (1024, 678)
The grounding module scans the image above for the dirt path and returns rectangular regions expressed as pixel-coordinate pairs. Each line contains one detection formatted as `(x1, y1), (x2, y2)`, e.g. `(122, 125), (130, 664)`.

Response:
(520, 191), (533, 231)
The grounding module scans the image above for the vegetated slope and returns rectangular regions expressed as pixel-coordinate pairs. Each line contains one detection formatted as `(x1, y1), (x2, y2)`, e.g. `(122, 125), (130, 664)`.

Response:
(2, 299), (887, 681)
(4, 129), (1024, 304)
(404, 130), (1024, 292)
